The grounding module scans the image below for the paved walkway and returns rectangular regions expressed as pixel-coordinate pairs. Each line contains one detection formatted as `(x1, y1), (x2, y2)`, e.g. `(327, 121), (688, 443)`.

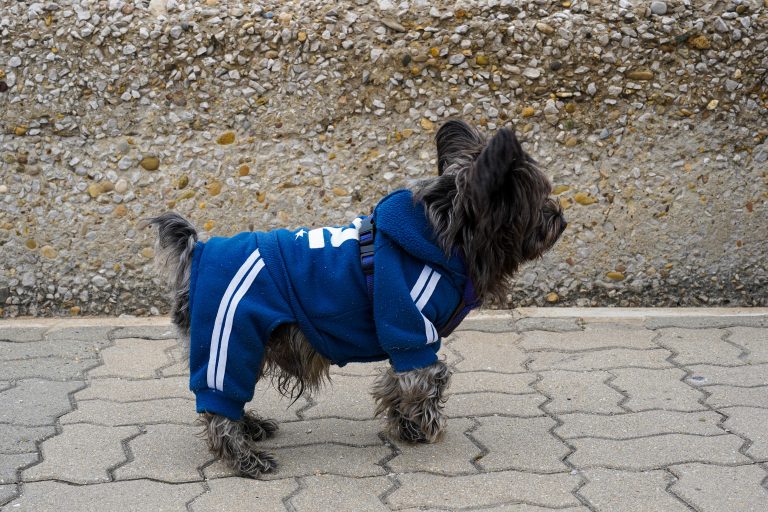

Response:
(1, 309), (767, 512)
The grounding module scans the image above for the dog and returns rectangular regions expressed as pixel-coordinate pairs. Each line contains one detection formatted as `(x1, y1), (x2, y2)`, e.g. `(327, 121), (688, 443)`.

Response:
(143, 120), (566, 478)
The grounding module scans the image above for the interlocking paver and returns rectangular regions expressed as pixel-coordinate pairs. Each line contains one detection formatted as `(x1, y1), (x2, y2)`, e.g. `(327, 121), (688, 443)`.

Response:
(61, 398), (197, 426)
(645, 316), (768, 329)
(0, 379), (83, 426)
(527, 348), (672, 372)
(23, 423), (138, 484)
(706, 385), (768, 408)
(0, 453), (37, 484)
(580, 468), (688, 512)
(0, 326), (45, 342)
(0, 424), (55, 453)
(261, 418), (382, 448)
(513, 317), (582, 332)
(0, 337), (111, 360)
(568, 433), (749, 470)
(669, 463), (768, 511)
(610, 368), (706, 412)
(75, 376), (189, 401)
(721, 406), (768, 459)
(655, 328), (743, 365)
(473, 417), (569, 472)
(520, 326), (655, 351)
(387, 470), (581, 509)
(88, 338), (176, 378)
(450, 371), (535, 394)
(292, 475), (391, 512)
(0, 357), (100, 380)
(728, 327), (768, 363)
(455, 311), (516, 332)
(110, 324), (177, 340)
(302, 375), (377, 420)
(6, 479), (202, 512)
(388, 418), (479, 474)
(448, 331), (528, 372)
(687, 363), (768, 387)
(0, 484), (18, 506)
(537, 370), (624, 414)
(556, 410), (723, 439)
(189, 477), (296, 512)
(114, 424), (210, 482)
(444, 392), (546, 418)
(398, 506), (590, 512)
(43, 325), (115, 342)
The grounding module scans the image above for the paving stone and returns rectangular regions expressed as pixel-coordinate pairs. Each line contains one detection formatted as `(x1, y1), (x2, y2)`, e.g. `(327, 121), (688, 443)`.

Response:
(728, 327), (768, 363)
(0, 337), (112, 360)
(114, 424), (209, 482)
(568, 433), (749, 470)
(527, 348), (672, 372)
(24, 423), (138, 484)
(473, 417), (569, 472)
(292, 474), (391, 512)
(580, 468), (688, 512)
(669, 463), (768, 511)
(444, 392), (546, 418)
(0, 484), (18, 506)
(111, 324), (177, 340)
(190, 477), (296, 512)
(204, 443), (390, 479)
(645, 316), (768, 329)
(451, 371), (536, 394)
(455, 311), (517, 333)
(262, 418), (382, 448)
(538, 370), (624, 414)
(721, 406), (768, 459)
(705, 385), (768, 408)
(513, 317), (583, 332)
(611, 368), (706, 412)
(556, 410), (723, 439)
(0, 379), (83, 426)
(0, 326), (45, 342)
(387, 470), (581, 509)
(687, 363), (768, 387)
(302, 375), (377, 420)
(89, 338), (176, 378)
(520, 326), (655, 351)
(43, 325), (116, 342)
(0, 453), (37, 484)
(399, 506), (590, 512)
(655, 328), (742, 365)
(60, 398), (198, 426)
(0, 424), (55, 453)
(388, 418), (479, 474)
(160, 359), (189, 377)
(448, 331), (528, 372)
(75, 376), (190, 401)
(7, 479), (202, 512)
(0, 357), (100, 380)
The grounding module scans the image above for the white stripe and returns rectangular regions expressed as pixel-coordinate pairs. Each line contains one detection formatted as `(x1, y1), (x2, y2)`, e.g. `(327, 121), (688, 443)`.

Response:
(215, 258), (266, 391)
(206, 249), (262, 389)
(422, 314), (438, 344)
(415, 271), (441, 311)
(410, 265), (433, 302)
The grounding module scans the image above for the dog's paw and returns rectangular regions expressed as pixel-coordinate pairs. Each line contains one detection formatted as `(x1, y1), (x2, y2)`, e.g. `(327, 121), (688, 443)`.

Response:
(235, 450), (277, 478)
(241, 412), (278, 442)
(397, 417), (429, 444)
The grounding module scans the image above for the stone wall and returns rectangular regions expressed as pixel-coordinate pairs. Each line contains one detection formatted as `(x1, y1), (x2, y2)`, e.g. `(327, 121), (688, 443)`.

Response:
(1, 0), (766, 317)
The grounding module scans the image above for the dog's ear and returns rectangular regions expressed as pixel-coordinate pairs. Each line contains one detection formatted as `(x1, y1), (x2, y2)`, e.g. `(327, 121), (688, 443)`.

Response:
(435, 120), (486, 176)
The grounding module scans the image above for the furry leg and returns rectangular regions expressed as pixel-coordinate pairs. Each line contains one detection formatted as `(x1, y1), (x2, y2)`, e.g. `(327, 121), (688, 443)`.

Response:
(371, 360), (451, 443)
(199, 412), (277, 478)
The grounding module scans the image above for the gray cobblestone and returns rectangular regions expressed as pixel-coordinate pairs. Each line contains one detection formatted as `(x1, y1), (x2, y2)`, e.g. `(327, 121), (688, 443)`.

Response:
(262, 418), (382, 449)
(513, 317), (583, 333)
(450, 371), (536, 394)
(302, 375), (377, 420)
(88, 338), (176, 379)
(388, 418), (479, 474)
(0, 326), (46, 342)
(0, 358), (99, 380)
(448, 331), (528, 372)
(580, 468), (688, 512)
(189, 477), (296, 512)
(0, 484), (18, 506)
(610, 368), (707, 412)
(728, 327), (768, 363)
(0, 424), (55, 454)
(0, 337), (111, 360)
(0, 379), (83, 426)
(454, 312), (517, 333)
(705, 385), (768, 408)
(520, 326), (655, 351)
(75, 376), (189, 402)
(528, 348), (672, 372)
(568, 434), (749, 470)
(721, 406), (768, 459)
(445, 392), (546, 418)
(23, 424), (139, 484)
(669, 463), (768, 511)
(110, 324), (177, 340)
(645, 316), (768, 329)
(687, 364), (768, 387)
(60, 398), (197, 426)
(538, 370), (624, 414)
(6, 479), (202, 512)
(556, 410), (724, 439)
(473, 417), (569, 472)
(292, 475), (391, 512)
(43, 325), (116, 342)
(0, 453), (37, 484)
(655, 328), (743, 365)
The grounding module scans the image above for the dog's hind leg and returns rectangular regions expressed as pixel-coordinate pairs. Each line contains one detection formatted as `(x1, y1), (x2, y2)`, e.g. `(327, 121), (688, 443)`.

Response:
(199, 412), (277, 478)
(371, 360), (451, 443)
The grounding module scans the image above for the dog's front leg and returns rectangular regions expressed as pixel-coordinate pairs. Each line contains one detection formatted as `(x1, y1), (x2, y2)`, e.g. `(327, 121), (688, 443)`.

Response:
(199, 411), (278, 478)
(371, 360), (451, 443)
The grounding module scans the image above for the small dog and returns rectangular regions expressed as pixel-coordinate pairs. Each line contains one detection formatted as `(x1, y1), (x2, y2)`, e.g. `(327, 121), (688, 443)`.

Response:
(144, 120), (566, 478)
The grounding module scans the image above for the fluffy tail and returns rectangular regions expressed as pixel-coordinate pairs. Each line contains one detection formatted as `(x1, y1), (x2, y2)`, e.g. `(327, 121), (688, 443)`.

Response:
(141, 213), (198, 337)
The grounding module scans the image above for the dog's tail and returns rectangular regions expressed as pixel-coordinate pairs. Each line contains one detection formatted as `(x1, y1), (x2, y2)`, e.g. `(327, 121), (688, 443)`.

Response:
(141, 213), (198, 338)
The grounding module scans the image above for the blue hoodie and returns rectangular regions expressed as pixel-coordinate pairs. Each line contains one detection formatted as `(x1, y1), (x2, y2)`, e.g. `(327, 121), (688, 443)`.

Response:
(187, 190), (476, 420)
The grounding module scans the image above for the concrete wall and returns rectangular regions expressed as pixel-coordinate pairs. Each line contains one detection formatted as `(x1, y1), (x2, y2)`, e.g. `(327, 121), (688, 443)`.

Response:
(1, 0), (766, 317)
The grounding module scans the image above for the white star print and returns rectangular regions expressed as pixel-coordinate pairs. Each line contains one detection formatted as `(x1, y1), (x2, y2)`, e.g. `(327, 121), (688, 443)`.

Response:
(295, 229), (307, 239)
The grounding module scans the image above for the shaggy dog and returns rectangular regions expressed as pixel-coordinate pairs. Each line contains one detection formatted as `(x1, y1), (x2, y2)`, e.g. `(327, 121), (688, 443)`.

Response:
(144, 120), (566, 477)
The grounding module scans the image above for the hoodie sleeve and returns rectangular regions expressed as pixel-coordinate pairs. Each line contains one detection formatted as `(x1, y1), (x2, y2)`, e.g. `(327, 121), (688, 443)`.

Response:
(372, 238), (445, 372)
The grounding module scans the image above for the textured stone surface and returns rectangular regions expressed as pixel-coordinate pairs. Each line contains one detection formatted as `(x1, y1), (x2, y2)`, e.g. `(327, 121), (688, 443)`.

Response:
(291, 475), (391, 512)
(721, 406), (768, 459)
(610, 368), (707, 412)
(388, 418), (479, 474)
(0, 379), (83, 426)
(75, 376), (190, 402)
(450, 371), (536, 394)
(189, 477), (296, 512)
(0, 453), (38, 484)
(301, 375), (377, 420)
(472, 417), (569, 472)
(448, 331), (528, 372)
(60, 398), (197, 426)
(528, 348), (672, 371)
(687, 364), (768, 387)
(580, 468), (688, 512)
(670, 463), (768, 512)
(538, 370), (624, 414)
(728, 327), (768, 363)
(705, 385), (768, 408)
(444, 391), (546, 418)
(556, 410), (723, 439)
(88, 338), (176, 378)
(655, 328), (743, 365)
(520, 326), (655, 351)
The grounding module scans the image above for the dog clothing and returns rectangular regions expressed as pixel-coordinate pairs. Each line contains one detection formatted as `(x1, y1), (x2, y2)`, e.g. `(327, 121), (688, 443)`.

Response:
(188, 189), (477, 420)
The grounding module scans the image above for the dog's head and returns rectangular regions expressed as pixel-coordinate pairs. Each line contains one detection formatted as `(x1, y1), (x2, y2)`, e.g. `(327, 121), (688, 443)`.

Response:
(414, 120), (567, 300)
